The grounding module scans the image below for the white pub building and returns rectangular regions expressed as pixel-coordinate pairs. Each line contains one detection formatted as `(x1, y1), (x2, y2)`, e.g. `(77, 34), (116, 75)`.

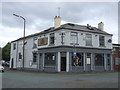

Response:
(10, 16), (113, 72)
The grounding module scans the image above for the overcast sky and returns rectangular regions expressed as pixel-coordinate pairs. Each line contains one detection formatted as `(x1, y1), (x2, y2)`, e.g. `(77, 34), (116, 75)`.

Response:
(0, 1), (118, 47)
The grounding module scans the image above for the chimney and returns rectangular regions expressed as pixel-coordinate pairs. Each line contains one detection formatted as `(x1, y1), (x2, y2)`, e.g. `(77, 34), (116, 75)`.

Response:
(54, 16), (61, 28)
(98, 22), (104, 30)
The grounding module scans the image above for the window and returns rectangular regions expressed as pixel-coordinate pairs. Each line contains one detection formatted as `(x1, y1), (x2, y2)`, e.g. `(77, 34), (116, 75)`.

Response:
(33, 37), (37, 48)
(95, 54), (104, 66)
(13, 43), (16, 50)
(33, 53), (37, 63)
(86, 53), (91, 65)
(99, 35), (105, 47)
(59, 33), (65, 44)
(70, 32), (78, 44)
(45, 53), (56, 66)
(72, 52), (84, 66)
(86, 34), (92, 46)
(19, 52), (22, 59)
(49, 33), (55, 45)
(107, 54), (111, 65)
(38, 37), (48, 46)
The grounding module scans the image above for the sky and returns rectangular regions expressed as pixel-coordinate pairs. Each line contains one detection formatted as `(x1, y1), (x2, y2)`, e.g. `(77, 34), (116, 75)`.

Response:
(0, 1), (119, 47)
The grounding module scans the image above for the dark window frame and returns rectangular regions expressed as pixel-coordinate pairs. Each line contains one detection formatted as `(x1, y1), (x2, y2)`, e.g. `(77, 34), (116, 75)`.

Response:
(72, 52), (84, 66)
(107, 54), (111, 65)
(13, 43), (16, 50)
(49, 33), (55, 45)
(19, 52), (22, 59)
(95, 54), (104, 66)
(86, 34), (92, 46)
(33, 53), (37, 63)
(33, 37), (37, 48)
(44, 53), (56, 66)
(99, 35), (105, 47)
(70, 32), (78, 44)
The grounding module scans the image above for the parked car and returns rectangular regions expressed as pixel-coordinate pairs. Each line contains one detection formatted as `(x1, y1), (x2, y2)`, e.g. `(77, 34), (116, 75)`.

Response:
(0, 60), (6, 66)
(5, 61), (10, 67)
(0, 60), (10, 67)
(0, 64), (4, 72)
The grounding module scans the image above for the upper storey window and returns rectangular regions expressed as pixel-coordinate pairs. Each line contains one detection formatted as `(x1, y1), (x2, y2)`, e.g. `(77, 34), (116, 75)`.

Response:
(38, 37), (48, 46)
(49, 33), (55, 45)
(99, 35), (105, 47)
(86, 34), (92, 46)
(33, 37), (37, 48)
(13, 43), (16, 50)
(70, 32), (78, 44)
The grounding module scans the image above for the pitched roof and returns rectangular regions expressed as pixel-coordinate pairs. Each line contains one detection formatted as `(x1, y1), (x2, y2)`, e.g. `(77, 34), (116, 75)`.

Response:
(11, 23), (112, 42)
(60, 23), (112, 35)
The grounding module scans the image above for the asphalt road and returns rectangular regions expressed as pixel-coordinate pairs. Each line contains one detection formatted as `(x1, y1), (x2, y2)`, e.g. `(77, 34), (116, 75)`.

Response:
(1, 70), (119, 88)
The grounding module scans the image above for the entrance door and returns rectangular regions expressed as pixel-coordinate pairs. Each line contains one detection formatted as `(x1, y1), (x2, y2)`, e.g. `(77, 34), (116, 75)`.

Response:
(11, 58), (14, 68)
(107, 54), (111, 70)
(39, 53), (42, 70)
(61, 57), (66, 71)
(86, 53), (91, 71)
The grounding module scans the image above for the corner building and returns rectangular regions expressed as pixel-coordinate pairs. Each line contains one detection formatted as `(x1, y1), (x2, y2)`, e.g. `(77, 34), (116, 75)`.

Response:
(10, 16), (113, 72)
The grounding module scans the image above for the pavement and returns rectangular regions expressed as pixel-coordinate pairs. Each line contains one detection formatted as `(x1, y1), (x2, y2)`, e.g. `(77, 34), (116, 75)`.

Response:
(1, 69), (119, 88)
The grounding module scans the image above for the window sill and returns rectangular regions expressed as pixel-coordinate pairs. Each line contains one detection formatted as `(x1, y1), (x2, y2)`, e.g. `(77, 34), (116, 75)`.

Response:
(86, 45), (93, 46)
(95, 65), (104, 66)
(70, 43), (79, 45)
(44, 66), (56, 67)
(49, 44), (55, 46)
(99, 46), (106, 47)
(72, 66), (84, 67)
(32, 47), (37, 49)
(32, 62), (37, 65)
(38, 44), (48, 46)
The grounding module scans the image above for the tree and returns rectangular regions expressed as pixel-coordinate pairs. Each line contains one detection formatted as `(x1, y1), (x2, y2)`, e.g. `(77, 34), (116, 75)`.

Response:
(2, 42), (11, 61)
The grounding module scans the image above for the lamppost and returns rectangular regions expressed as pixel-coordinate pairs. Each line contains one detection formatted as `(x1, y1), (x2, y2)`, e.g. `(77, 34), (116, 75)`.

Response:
(13, 14), (26, 69)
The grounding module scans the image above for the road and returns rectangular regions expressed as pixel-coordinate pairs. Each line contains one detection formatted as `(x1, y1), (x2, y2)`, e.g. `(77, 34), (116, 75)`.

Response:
(1, 70), (118, 88)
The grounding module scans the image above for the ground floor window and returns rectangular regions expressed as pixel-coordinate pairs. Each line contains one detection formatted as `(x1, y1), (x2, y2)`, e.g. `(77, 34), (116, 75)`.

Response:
(95, 54), (104, 66)
(107, 54), (111, 65)
(86, 53), (91, 65)
(33, 53), (37, 63)
(72, 52), (84, 66)
(19, 52), (22, 59)
(45, 53), (56, 66)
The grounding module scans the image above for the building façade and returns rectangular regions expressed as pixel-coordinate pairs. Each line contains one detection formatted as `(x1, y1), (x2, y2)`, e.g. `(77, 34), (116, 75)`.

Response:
(10, 16), (113, 72)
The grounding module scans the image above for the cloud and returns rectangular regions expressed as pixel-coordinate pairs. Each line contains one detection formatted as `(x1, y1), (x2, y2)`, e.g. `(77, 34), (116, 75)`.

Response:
(2, 2), (117, 28)
(1, 2), (118, 47)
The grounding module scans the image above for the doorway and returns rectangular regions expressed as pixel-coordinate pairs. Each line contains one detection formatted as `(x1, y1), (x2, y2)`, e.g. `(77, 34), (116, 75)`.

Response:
(11, 58), (14, 68)
(107, 54), (111, 70)
(61, 57), (66, 71)
(86, 53), (91, 71)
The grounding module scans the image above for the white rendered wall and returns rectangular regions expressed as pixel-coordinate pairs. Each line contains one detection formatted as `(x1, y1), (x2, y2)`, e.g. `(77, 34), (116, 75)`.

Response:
(105, 35), (112, 49)
(10, 42), (17, 68)
(11, 37), (38, 69)
(54, 29), (112, 49)
(10, 28), (112, 69)
(17, 40), (23, 68)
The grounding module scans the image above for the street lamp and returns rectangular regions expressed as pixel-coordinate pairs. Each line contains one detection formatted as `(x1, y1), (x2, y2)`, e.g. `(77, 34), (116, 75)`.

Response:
(13, 14), (26, 69)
